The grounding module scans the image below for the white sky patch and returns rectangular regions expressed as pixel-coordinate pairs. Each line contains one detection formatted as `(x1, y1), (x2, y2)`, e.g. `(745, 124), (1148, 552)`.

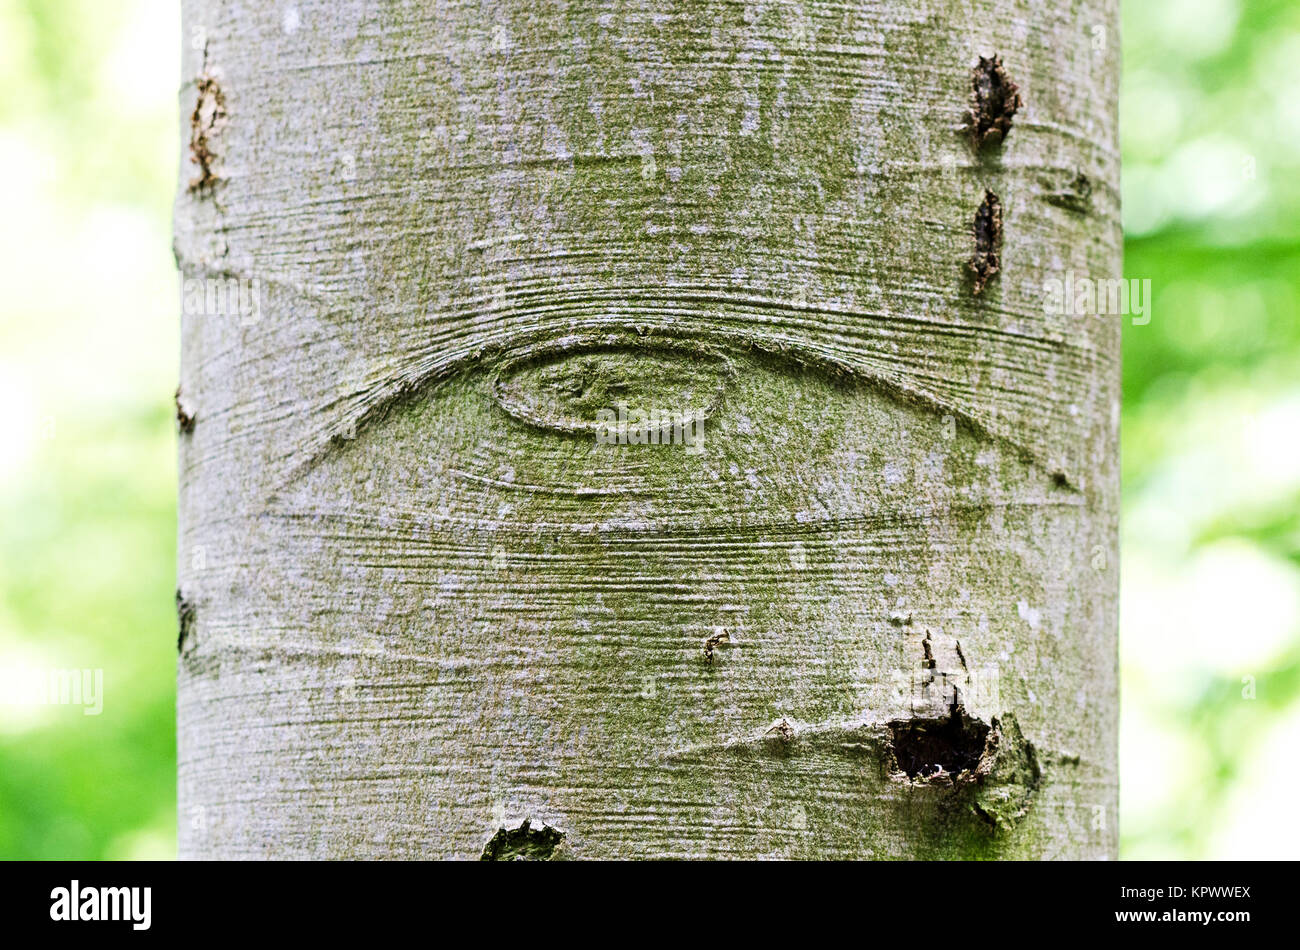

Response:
(1209, 700), (1300, 858)
(1119, 701), (1209, 842)
(0, 369), (39, 487)
(0, 639), (59, 734)
(100, 1), (178, 120)
(1123, 540), (1298, 682)
(1154, 0), (1241, 60)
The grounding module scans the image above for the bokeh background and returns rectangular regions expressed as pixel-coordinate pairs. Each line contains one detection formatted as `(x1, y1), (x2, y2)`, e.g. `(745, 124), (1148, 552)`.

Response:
(0, 0), (1296, 859)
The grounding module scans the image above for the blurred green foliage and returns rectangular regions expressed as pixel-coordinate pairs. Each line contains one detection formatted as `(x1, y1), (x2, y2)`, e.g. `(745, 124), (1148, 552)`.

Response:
(0, 0), (1295, 858)
(1121, 0), (1300, 858)
(0, 0), (178, 858)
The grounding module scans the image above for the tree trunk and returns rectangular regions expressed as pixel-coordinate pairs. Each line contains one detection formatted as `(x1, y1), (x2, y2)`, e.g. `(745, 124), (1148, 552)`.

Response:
(176, 0), (1119, 859)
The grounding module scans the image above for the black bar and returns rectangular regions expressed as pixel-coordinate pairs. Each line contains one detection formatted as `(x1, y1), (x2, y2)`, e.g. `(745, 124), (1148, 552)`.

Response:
(0, 859), (1279, 936)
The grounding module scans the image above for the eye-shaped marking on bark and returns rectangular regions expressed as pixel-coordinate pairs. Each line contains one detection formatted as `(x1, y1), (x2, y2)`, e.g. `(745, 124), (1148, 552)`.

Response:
(285, 318), (1081, 491)
(277, 327), (1082, 539)
(491, 341), (734, 437)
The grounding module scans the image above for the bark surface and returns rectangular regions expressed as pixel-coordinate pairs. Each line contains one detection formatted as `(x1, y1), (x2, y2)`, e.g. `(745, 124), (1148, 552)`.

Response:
(176, 0), (1120, 859)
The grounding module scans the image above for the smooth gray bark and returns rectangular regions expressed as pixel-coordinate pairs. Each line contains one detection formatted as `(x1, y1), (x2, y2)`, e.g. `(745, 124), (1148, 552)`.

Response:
(176, 0), (1119, 859)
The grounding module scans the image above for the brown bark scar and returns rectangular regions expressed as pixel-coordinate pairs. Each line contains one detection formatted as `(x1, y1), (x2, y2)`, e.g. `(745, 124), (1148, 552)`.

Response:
(967, 189), (1003, 296)
(175, 386), (196, 433)
(765, 718), (795, 742)
(887, 703), (1041, 832)
(888, 703), (988, 782)
(480, 818), (566, 860)
(176, 590), (196, 653)
(188, 75), (227, 192)
(965, 54), (1022, 151)
(702, 627), (730, 663)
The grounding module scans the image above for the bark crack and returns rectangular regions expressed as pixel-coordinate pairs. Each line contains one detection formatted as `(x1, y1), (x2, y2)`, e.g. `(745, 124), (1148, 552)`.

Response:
(967, 189), (1003, 296)
(965, 54), (1022, 152)
(175, 386), (196, 434)
(175, 591), (196, 654)
(188, 74), (227, 193)
(480, 819), (565, 861)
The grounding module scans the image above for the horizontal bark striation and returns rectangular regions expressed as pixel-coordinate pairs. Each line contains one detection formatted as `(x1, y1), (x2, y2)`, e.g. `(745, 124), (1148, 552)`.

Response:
(177, 0), (1118, 858)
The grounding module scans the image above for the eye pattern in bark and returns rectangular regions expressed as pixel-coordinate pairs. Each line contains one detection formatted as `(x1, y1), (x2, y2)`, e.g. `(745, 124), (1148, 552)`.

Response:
(491, 341), (733, 437)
